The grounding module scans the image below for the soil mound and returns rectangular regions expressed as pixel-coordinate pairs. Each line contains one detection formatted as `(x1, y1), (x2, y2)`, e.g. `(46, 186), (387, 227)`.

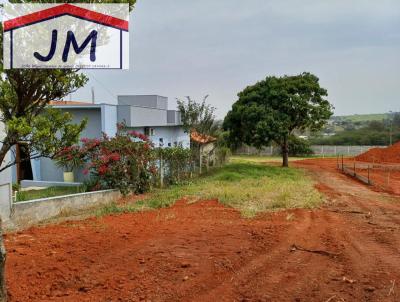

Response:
(355, 142), (400, 163)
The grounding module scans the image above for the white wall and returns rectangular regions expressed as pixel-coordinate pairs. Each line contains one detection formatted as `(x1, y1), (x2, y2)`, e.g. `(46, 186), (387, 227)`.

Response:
(129, 106), (168, 127)
(101, 104), (117, 137)
(0, 121), (12, 223)
(131, 126), (190, 149)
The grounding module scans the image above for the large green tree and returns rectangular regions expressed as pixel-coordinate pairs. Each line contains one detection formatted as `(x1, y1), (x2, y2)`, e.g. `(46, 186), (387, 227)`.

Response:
(0, 1), (137, 300)
(224, 72), (333, 167)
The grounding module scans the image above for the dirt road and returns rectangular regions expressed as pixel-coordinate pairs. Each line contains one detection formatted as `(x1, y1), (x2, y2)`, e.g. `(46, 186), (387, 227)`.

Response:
(5, 158), (400, 301)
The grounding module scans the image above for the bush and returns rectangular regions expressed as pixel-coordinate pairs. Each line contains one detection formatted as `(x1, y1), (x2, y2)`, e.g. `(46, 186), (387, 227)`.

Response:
(215, 146), (231, 165)
(281, 135), (313, 157)
(57, 126), (157, 196)
(157, 146), (193, 185)
(55, 145), (85, 172)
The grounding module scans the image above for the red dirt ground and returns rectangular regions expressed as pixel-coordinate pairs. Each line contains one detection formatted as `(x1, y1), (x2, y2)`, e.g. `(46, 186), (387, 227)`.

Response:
(355, 167), (400, 195)
(351, 142), (400, 194)
(355, 142), (400, 164)
(5, 158), (400, 302)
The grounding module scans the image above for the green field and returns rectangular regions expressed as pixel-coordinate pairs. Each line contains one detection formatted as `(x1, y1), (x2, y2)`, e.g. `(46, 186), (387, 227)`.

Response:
(334, 113), (389, 123)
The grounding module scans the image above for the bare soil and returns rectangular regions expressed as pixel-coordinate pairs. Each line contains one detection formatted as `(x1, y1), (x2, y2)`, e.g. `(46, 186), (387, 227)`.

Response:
(5, 158), (400, 302)
(354, 165), (400, 195)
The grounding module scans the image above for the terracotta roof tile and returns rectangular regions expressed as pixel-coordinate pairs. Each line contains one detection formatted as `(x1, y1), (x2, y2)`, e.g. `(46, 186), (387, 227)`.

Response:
(49, 101), (92, 106)
(190, 130), (217, 144)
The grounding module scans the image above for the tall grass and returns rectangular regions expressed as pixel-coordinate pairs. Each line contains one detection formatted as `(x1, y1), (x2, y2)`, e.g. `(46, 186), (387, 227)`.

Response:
(97, 158), (323, 218)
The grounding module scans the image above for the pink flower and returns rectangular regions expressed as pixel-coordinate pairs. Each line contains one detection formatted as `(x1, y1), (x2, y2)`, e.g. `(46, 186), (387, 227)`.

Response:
(109, 153), (121, 161)
(129, 130), (139, 137)
(98, 165), (108, 175)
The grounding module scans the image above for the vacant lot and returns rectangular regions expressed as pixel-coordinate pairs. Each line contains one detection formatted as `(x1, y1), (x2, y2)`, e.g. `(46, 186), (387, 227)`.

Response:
(98, 159), (322, 217)
(5, 157), (400, 301)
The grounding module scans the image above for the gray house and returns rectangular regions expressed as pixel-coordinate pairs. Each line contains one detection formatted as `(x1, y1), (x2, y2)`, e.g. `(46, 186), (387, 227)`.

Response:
(13, 95), (190, 183)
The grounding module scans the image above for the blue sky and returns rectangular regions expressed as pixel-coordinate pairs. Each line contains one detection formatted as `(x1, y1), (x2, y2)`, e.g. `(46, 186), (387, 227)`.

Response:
(73, 0), (400, 118)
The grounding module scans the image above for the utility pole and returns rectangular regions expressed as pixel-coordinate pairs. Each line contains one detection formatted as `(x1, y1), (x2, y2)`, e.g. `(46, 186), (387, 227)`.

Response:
(390, 122), (393, 146)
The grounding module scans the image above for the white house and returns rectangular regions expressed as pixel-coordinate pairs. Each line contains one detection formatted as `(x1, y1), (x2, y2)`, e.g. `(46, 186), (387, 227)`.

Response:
(13, 95), (190, 183)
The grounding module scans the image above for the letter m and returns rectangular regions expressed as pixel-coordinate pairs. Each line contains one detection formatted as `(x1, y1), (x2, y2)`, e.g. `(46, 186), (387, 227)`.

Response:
(62, 30), (98, 62)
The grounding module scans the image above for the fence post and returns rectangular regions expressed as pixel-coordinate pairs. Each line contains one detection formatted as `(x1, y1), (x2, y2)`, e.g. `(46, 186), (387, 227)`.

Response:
(160, 153), (164, 188)
(342, 155), (344, 172)
(199, 150), (202, 175)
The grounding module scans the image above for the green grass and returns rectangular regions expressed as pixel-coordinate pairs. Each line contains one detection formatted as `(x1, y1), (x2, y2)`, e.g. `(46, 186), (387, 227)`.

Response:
(230, 155), (315, 163)
(97, 158), (323, 218)
(335, 113), (389, 123)
(16, 186), (86, 202)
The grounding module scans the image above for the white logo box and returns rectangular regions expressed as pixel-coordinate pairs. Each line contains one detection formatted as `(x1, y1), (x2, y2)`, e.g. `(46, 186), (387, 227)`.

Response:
(3, 3), (129, 69)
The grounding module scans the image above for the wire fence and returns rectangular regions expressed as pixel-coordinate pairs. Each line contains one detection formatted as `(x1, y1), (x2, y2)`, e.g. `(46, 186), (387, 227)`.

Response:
(157, 148), (229, 187)
(337, 155), (400, 195)
(234, 145), (386, 157)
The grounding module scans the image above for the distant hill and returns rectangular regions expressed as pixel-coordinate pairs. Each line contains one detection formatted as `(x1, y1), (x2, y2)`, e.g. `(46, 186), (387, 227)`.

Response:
(332, 113), (390, 123)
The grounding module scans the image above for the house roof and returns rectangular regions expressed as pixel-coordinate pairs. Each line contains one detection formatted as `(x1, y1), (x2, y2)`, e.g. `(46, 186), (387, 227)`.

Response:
(4, 3), (129, 32)
(49, 101), (93, 106)
(190, 130), (217, 144)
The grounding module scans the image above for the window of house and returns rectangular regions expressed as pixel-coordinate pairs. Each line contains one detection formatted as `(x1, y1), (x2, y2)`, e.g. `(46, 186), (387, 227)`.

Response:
(159, 138), (164, 147)
(168, 143), (171, 147)
(144, 127), (155, 136)
(174, 142), (178, 147)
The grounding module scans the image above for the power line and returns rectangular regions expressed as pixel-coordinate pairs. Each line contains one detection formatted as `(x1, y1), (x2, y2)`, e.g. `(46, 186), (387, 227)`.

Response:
(85, 71), (117, 100)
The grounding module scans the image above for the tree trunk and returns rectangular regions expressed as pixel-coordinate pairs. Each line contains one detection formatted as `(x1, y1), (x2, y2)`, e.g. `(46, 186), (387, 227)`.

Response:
(282, 137), (289, 168)
(0, 223), (6, 302)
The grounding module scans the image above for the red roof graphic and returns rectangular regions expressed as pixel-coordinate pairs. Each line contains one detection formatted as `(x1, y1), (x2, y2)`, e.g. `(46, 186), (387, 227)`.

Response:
(3, 3), (128, 32)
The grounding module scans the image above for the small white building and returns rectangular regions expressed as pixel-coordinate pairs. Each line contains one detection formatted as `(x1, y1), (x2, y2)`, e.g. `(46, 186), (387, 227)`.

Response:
(13, 95), (190, 183)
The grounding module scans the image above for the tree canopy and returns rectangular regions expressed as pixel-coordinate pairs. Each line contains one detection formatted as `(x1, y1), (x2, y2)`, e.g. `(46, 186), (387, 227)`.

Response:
(176, 95), (219, 136)
(223, 72), (333, 167)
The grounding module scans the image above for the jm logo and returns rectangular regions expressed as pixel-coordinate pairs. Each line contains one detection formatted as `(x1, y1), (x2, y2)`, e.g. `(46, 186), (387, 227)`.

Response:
(34, 30), (98, 62)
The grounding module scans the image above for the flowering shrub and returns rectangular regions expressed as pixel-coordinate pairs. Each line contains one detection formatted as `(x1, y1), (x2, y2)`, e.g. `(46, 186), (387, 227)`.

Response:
(157, 146), (194, 185)
(56, 126), (157, 195)
(56, 125), (221, 195)
(55, 145), (85, 172)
